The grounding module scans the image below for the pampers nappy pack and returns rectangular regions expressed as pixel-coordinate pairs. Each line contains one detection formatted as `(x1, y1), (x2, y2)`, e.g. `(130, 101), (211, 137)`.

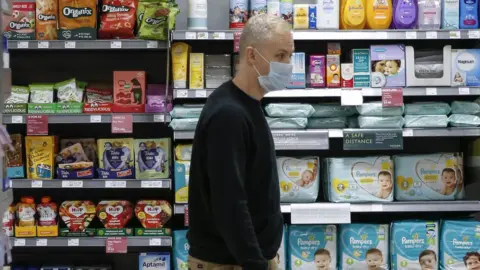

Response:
(278, 157), (319, 203)
(288, 225), (337, 270)
(391, 221), (439, 270)
(173, 230), (189, 270)
(440, 220), (480, 270)
(452, 49), (480, 86)
(277, 225), (287, 270)
(339, 224), (390, 270)
(324, 156), (394, 202)
(394, 153), (463, 200)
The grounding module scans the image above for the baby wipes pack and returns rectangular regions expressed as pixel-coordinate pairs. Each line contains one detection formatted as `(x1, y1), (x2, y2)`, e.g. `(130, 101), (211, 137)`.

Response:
(391, 221), (439, 270)
(440, 220), (480, 270)
(173, 230), (189, 270)
(288, 225), (337, 270)
(452, 49), (480, 86)
(394, 153), (463, 200)
(278, 157), (319, 203)
(265, 103), (315, 118)
(325, 156), (394, 202)
(339, 224), (390, 270)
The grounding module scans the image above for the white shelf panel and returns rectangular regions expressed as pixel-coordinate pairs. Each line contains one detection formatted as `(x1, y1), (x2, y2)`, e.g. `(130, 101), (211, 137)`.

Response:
(7, 40), (166, 50)
(2, 113), (171, 124)
(10, 179), (171, 189)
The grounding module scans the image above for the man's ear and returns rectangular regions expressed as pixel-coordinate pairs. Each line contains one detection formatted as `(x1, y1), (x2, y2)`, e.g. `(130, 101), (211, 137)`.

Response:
(245, 46), (256, 66)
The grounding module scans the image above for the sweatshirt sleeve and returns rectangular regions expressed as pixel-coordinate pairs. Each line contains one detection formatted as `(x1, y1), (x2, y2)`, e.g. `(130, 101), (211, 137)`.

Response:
(205, 107), (269, 270)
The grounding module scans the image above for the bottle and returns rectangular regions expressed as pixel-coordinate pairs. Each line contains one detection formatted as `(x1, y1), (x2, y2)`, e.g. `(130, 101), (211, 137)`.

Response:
(442, 0), (460, 29)
(317, 0), (340, 29)
(366, 0), (393, 28)
(340, 0), (367, 29)
(418, 0), (441, 29)
(188, 0), (208, 30)
(460, 0), (479, 28)
(392, 0), (418, 28)
(267, 0), (281, 16)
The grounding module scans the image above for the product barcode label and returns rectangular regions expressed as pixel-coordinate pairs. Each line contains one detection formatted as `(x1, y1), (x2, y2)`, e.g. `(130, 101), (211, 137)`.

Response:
(185, 32), (196, 39)
(105, 180), (126, 188)
(65, 41), (76, 48)
(110, 41), (122, 48)
(38, 41), (49, 48)
(197, 32), (208, 39)
(426, 31), (437, 39)
(68, 238), (79, 246)
(90, 115), (102, 123)
(36, 239), (47, 246)
(459, 87), (470, 95)
(146, 41), (158, 48)
(14, 239), (25, 246)
(195, 90), (207, 98)
(31, 180), (43, 188)
(405, 32), (417, 39)
(141, 180), (163, 188)
(176, 89), (188, 98)
(149, 238), (162, 246)
(62, 180), (83, 188)
(426, 88), (437, 95)
(17, 41), (29, 49)
(469, 30), (480, 39)
(11, 116), (23, 123)
(153, 114), (164, 122)
(213, 32), (225, 39)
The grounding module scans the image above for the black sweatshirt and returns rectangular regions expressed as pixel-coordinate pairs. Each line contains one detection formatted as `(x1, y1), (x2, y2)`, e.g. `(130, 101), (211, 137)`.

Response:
(187, 80), (283, 269)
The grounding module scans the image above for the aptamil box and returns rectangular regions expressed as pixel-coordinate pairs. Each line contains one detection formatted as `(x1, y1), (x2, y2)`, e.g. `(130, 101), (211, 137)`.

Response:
(139, 253), (170, 270)
(452, 49), (480, 86)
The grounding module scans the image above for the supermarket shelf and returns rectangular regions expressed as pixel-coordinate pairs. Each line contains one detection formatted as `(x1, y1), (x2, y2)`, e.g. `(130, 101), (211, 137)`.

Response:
(281, 201), (480, 213)
(10, 236), (172, 247)
(172, 30), (480, 41)
(7, 40), (167, 50)
(10, 179), (171, 189)
(2, 113), (171, 124)
(174, 87), (480, 99)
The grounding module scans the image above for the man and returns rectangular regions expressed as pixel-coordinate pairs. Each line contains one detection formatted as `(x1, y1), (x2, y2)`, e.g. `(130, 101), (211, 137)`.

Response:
(187, 14), (294, 270)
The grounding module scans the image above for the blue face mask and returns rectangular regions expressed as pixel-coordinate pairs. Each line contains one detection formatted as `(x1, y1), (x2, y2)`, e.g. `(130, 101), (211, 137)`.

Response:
(253, 49), (293, 92)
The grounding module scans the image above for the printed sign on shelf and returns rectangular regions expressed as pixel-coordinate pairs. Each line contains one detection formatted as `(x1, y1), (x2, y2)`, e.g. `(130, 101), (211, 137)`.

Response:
(343, 129), (403, 150)
(233, 32), (241, 53)
(111, 114), (133, 134)
(27, 115), (48, 135)
(105, 237), (128, 253)
(184, 205), (189, 226)
(382, 88), (403, 107)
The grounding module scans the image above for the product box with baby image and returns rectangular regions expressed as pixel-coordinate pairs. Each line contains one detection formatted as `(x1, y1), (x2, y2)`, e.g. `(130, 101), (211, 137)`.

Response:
(174, 144), (192, 204)
(394, 153), (464, 201)
(278, 156), (320, 203)
(370, 45), (406, 87)
(440, 220), (480, 270)
(451, 49), (480, 86)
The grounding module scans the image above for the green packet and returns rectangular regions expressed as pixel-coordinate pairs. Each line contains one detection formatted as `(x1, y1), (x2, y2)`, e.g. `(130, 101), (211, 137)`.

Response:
(138, 3), (180, 40)
(5, 86), (30, 104)
(136, 0), (162, 32)
(55, 78), (84, 103)
(29, 84), (54, 104)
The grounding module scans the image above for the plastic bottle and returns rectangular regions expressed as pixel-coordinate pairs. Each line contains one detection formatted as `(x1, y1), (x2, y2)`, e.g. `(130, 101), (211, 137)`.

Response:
(418, 0), (441, 29)
(392, 0), (418, 28)
(460, 0), (479, 28)
(188, 0), (208, 30)
(340, 0), (367, 29)
(366, 0), (393, 28)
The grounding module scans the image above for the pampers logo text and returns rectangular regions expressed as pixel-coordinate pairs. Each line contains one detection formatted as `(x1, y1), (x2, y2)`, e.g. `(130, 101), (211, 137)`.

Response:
(298, 237), (320, 247)
(350, 237), (373, 245)
(356, 171), (377, 178)
(452, 237), (473, 249)
(420, 168), (440, 175)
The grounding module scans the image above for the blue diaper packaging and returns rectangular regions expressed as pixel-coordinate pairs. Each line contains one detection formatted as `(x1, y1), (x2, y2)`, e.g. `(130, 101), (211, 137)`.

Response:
(139, 253), (171, 270)
(173, 230), (189, 270)
(324, 156), (394, 203)
(288, 225), (337, 270)
(339, 224), (390, 270)
(278, 157), (320, 203)
(440, 220), (480, 270)
(394, 153), (464, 201)
(278, 225), (287, 270)
(452, 49), (480, 86)
(174, 161), (190, 204)
(391, 221), (439, 270)
(288, 53), (306, 89)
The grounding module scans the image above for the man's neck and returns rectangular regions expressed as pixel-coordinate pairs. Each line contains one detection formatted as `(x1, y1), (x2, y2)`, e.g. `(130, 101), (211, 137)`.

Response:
(232, 74), (264, 101)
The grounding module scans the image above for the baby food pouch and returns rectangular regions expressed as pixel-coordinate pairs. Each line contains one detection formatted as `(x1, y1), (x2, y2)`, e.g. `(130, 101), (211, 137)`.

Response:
(55, 78), (83, 103)
(37, 196), (57, 226)
(2, 204), (15, 236)
(5, 86), (30, 104)
(26, 136), (56, 180)
(98, 138), (134, 171)
(98, 0), (137, 39)
(135, 200), (172, 229)
(96, 201), (133, 229)
(59, 201), (96, 232)
(16, 196), (36, 227)
(3, 2), (36, 40)
(29, 84), (54, 103)
(56, 143), (89, 164)
(135, 138), (170, 179)
(36, 0), (58, 40)
(58, 0), (97, 39)
(5, 134), (24, 178)
(60, 138), (97, 165)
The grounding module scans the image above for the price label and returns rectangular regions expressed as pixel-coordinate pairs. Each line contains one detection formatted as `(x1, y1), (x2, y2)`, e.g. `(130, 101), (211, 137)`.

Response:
(111, 114), (133, 133)
(64, 41), (76, 48)
(14, 239), (25, 246)
(141, 180), (163, 188)
(62, 180), (83, 188)
(106, 237), (127, 254)
(377, 32), (388, 39)
(403, 128), (414, 137)
(426, 31), (437, 39)
(17, 41), (29, 49)
(213, 32), (226, 39)
(105, 180), (127, 188)
(11, 115), (23, 123)
(38, 41), (49, 48)
(185, 32), (197, 39)
(341, 89), (363, 106)
(195, 90), (207, 98)
(68, 238), (79, 246)
(36, 239), (47, 246)
(426, 88), (437, 95)
(405, 32), (417, 39)
(469, 30), (480, 39)
(176, 89), (188, 98)
(110, 41), (122, 48)
(449, 31), (461, 39)
(197, 32), (208, 39)
(90, 115), (102, 123)
(381, 88), (403, 107)
(149, 238), (162, 246)
(184, 205), (189, 226)
(27, 115), (48, 135)
(371, 204), (383, 212)
(291, 203), (351, 224)
(31, 180), (43, 188)
(459, 87), (470, 95)
(146, 41), (158, 48)
(153, 114), (164, 122)
(233, 32), (241, 53)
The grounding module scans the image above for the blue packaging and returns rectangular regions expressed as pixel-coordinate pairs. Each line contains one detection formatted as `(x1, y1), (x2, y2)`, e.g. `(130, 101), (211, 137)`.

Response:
(173, 230), (189, 270)
(394, 153), (463, 201)
(339, 224), (390, 270)
(353, 49), (371, 87)
(287, 53), (306, 89)
(288, 225), (337, 270)
(442, 0), (460, 28)
(278, 225), (287, 270)
(452, 49), (480, 86)
(308, 5), (317, 29)
(139, 253), (170, 270)
(391, 221), (439, 270)
(440, 220), (480, 270)
(460, 0), (479, 28)
(174, 161), (190, 203)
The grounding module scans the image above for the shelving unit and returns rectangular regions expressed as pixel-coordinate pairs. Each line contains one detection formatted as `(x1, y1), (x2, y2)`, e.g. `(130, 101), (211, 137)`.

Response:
(2, 113), (171, 124)
(10, 179), (171, 189)
(10, 237), (172, 247)
(7, 40), (167, 50)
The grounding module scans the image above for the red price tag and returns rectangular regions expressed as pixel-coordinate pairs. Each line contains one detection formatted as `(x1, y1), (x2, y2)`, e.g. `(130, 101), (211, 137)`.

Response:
(105, 237), (128, 253)
(382, 88), (404, 107)
(233, 32), (241, 53)
(184, 205), (189, 226)
(27, 115), (48, 135)
(111, 114), (133, 133)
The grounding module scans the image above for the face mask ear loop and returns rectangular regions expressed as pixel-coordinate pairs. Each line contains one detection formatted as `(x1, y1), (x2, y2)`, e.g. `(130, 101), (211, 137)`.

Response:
(254, 48), (270, 64)
(253, 65), (262, 76)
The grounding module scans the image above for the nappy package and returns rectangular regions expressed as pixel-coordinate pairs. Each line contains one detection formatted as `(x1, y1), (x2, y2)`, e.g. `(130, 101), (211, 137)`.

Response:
(440, 220), (480, 270)
(278, 157), (319, 203)
(169, 119), (199, 131)
(288, 225), (337, 270)
(394, 153), (463, 201)
(449, 114), (480, 127)
(173, 230), (189, 270)
(404, 102), (451, 115)
(265, 103), (315, 118)
(451, 101), (480, 115)
(339, 224), (390, 270)
(170, 105), (203, 118)
(311, 104), (357, 118)
(324, 156), (394, 203)
(391, 220), (439, 270)
(358, 116), (405, 129)
(277, 225), (287, 270)
(404, 115), (449, 128)
(174, 144), (192, 204)
(266, 117), (308, 130)
(356, 102), (404, 116)
(307, 117), (347, 128)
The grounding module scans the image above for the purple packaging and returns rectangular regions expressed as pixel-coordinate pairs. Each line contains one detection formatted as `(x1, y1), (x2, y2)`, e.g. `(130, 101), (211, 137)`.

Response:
(370, 45), (406, 87)
(145, 84), (173, 113)
(392, 0), (418, 29)
(309, 55), (326, 88)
